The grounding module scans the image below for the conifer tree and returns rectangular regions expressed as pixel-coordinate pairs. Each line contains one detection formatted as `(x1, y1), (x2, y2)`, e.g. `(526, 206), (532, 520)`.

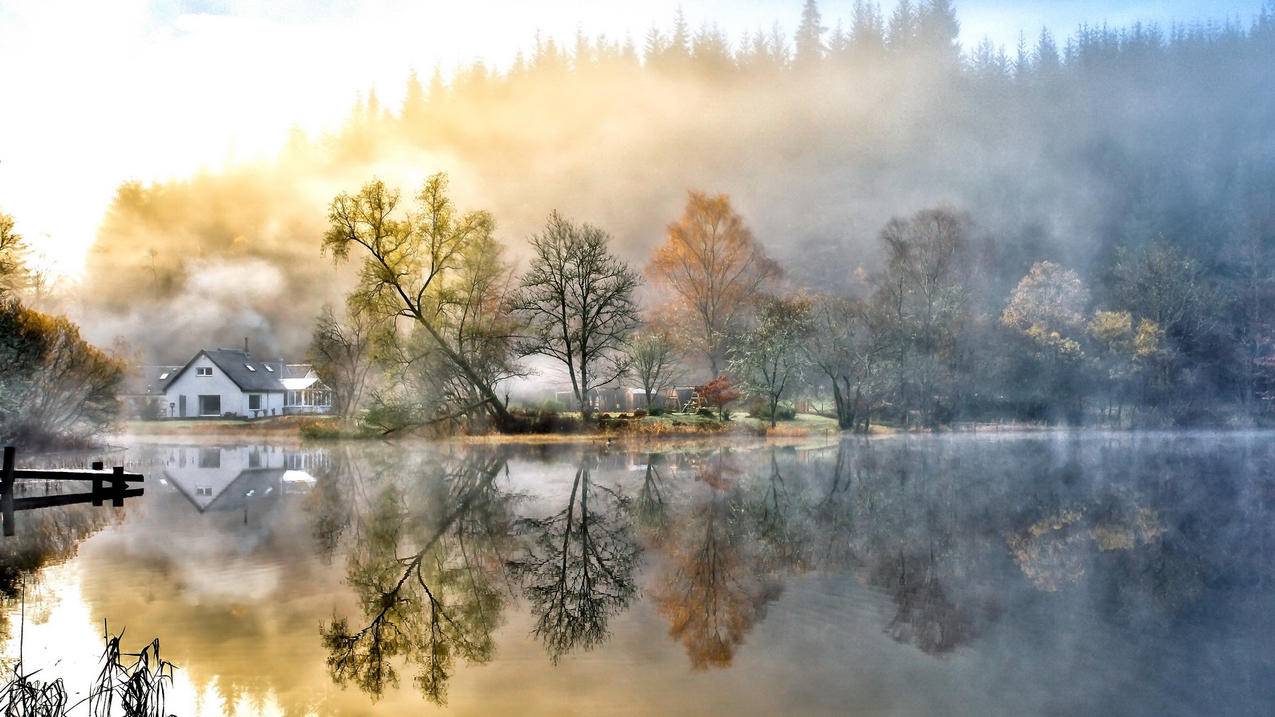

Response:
(794, 0), (826, 68)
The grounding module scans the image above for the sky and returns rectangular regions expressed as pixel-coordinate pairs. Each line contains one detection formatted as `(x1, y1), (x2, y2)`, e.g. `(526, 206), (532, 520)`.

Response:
(0, 0), (1261, 278)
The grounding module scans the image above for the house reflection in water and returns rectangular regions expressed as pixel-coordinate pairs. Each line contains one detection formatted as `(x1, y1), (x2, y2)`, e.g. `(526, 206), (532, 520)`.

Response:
(159, 445), (327, 515)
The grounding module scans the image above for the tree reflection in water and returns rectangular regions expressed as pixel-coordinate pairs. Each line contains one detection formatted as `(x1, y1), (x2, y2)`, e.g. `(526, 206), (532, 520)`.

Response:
(507, 462), (640, 663)
(651, 450), (785, 670)
(322, 451), (514, 705)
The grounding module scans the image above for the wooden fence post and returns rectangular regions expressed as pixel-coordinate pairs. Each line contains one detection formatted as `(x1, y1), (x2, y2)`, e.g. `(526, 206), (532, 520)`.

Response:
(2, 447), (16, 537)
(111, 466), (125, 507)
(92, 471), (104, 507)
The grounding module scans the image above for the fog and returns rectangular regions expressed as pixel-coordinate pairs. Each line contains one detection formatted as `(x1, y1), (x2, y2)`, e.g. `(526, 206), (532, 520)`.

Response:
(71, 2), (1275, 363)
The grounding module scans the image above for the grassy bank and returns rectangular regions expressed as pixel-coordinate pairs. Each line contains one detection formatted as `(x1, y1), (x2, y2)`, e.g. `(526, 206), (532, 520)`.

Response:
(119, 412), (859, 443)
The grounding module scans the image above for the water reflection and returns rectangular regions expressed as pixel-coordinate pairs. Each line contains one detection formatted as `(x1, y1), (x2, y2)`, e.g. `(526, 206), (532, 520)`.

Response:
(3, 434), (1274, 715)
(321, 451), (509, 704)
(508, 462), (640, 664)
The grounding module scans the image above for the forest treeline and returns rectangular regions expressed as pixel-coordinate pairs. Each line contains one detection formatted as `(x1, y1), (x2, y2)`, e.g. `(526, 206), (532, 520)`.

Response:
(77, 1), (1275, 371)
(312, 171), (1273, 432)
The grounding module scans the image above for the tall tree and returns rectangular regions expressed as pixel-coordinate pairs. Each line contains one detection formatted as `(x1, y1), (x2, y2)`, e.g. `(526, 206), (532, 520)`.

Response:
(401, 69), (428, 126)
(627, 329), (682, 410)
(876, 208), (972, 427)
(729, 295), (814, 427)
(648, 191), (782, 376)
(516, 212), (641, 418)
(508, 463), (640, 663)
(1002, 262), (1091, 421)
(887, 0), (918, 50)
(308, 303), (387, 420)
(918, 0), (961, 60)
(849, 1), (886, 60)
(794, 0), (826, 68)
(806, 295), (888, 431)
(322, 174), (518, 430)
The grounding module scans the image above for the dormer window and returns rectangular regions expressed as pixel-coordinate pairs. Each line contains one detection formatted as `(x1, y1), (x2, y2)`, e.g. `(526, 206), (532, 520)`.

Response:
(196, 367), (213, 377)
(244, 363), (256, 372)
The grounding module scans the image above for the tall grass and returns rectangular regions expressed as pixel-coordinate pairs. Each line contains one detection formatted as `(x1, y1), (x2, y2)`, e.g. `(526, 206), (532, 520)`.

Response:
(1, 624), (176, 717)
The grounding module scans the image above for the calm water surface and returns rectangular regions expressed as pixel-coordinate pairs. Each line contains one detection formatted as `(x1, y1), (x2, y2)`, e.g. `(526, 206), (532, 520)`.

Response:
(3, 432), (1274, 716)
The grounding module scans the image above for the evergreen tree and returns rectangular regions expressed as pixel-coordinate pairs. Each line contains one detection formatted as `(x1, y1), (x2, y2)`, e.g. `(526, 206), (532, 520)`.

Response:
(794, 0), (826, 68)
(1013, 31), (1031, 81)
(917, 0), (961, 60)
(692, 23), (733, 74)
(887, 0), (917, 51)
(1036, 27), (1061, 74)
(850, 1), (886, 58)
(669, 6), (691, 62)
(828, 20), (849, 61)
(427, 65), (447, 104)
(643, 25), (667, 64)
(401, 69), (427, 126)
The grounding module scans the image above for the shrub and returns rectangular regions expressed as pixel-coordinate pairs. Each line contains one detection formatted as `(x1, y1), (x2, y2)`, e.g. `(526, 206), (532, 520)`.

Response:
(0, 298), (125, 446)
(299, 418), (344, 440)
(632, 409), (647, 418)
(538, 399), (567, 414)
(757, 403), (797, 421)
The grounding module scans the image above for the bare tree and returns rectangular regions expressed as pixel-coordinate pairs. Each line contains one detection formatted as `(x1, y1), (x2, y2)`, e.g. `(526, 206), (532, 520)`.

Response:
(309, 304), (387, 420)
(627, 329), (682, 409)
(876, 207), (971, 427)
(322, 174), (519, 430)
(647, 191), (782, 376)
(806, 294), (888, 431)
(507, 463), (639, 663)
(515, 212), (641, 418)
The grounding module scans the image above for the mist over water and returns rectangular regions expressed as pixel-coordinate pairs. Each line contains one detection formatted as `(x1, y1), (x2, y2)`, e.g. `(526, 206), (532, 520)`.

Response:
(3, 433), (1274, 715)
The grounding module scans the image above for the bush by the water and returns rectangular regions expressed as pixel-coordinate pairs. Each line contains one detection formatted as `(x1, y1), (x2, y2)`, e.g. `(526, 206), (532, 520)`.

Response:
(0, 298), (125, 447)
(758, 403), (797, 421)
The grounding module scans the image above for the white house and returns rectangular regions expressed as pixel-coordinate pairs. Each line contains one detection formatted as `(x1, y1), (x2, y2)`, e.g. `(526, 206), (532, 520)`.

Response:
(158, 347), (332, 419)
(157, 445), (325, 512)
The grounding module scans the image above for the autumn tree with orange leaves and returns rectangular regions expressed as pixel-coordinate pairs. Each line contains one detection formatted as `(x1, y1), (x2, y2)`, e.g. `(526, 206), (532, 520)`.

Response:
(647, 191), (782, 376)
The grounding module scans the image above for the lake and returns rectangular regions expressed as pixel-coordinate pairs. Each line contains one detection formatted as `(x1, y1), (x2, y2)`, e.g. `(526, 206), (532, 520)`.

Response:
(3, 432), (1274, 716)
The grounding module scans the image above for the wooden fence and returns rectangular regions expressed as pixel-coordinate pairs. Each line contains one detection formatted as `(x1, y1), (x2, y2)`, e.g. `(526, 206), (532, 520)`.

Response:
(1, 446), (145, 537)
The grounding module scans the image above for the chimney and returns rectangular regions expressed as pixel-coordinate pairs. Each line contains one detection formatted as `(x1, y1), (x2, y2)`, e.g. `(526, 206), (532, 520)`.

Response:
(243, 336), (250, 356)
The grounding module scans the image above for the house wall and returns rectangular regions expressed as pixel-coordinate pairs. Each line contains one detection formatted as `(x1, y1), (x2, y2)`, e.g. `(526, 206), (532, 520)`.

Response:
(163, 354), (284, 418)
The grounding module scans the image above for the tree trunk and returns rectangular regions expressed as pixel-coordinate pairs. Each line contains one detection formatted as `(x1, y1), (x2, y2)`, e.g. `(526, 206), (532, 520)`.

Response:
(417, 319), (518, 431)
(831, 380), (854, 431)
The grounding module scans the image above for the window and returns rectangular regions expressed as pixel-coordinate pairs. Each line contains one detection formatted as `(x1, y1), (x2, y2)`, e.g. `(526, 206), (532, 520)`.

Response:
(158, 372), (169, 380)
(248, 450), (262, 468)
(196, 367), (212, 377)
(198, 448), (220, 468)
(198, 395), (220, 416)
(244, 363), (256, 372)
(264, 365), (274, 373)
(249, 394), (262, 411)
(195, 486), (212, 497)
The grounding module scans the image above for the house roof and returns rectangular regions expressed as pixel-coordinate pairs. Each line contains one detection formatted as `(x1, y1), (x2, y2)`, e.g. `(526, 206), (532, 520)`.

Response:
(283, 364), (314, 379)
(165, 466), (286, 513)
(164, 349), (293, 392)
(123, 364), (183, 396)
